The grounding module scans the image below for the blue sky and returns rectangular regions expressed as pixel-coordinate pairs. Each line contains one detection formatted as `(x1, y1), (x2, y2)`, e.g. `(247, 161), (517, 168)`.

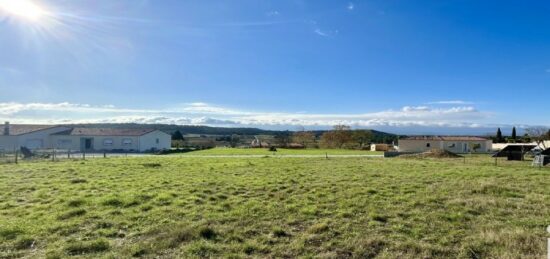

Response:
(0, 0), (549, 134)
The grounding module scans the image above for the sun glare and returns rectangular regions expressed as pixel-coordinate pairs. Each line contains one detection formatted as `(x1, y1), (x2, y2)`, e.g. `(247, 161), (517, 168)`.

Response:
(0, 0), (48, 21)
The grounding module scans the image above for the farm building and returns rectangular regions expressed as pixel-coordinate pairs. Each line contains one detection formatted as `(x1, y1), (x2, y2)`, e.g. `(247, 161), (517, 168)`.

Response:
(398, 136), (492, 153)
(0, 122), (171, 152)
(370, 144), (394, 152)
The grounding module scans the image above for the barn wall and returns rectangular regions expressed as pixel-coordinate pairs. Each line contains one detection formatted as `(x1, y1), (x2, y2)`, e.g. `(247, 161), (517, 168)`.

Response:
(398, 140), (492, 153)
(51, 135), (140, 152)
(0, 136), (17, 151)
(15, 127), (71, 150)
(138, 131), (171, 152)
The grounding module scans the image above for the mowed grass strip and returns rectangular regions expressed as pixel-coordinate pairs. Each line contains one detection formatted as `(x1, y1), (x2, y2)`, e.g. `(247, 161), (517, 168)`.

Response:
(0, 156), (548, 258)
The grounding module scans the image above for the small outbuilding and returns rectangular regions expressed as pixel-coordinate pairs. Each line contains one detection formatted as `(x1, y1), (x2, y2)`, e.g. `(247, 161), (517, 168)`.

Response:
(492, 144), (537, 161)
(370, 144), (393, 152)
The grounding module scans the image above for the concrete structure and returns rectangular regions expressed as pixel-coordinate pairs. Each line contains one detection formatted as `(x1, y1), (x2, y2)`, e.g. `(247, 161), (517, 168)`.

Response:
(492, 141), (550, 151)
(492, 144), (537, 161)
(0, 122), (171, 152)
(398, 136), (492, 153)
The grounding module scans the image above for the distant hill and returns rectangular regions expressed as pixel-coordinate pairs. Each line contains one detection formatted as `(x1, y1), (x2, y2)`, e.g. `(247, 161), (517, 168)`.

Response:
(60, 123), (281, 135)
(61, 123), (400, 144)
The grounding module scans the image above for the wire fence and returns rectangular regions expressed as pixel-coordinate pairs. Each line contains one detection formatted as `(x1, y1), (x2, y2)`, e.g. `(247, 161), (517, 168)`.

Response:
(0, 149), (151, 164)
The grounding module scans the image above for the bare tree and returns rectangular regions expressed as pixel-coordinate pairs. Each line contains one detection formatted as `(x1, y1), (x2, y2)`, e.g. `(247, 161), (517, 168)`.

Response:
(320, 125), (353, 149)
(292, 131), (316, 148)
(274, 133), (292, 148)
(229, 134), (240, 148)
(525, 127), (549, 149)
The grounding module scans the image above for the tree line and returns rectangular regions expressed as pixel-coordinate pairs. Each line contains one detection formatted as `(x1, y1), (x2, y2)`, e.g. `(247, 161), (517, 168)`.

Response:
(275, 125), (397, 149)
(493, 126), (550, 148)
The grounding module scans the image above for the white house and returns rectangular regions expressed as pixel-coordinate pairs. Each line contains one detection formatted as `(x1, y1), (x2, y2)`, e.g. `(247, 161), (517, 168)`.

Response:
(0, 122), (171, 152)
(398, 136), (492, 153)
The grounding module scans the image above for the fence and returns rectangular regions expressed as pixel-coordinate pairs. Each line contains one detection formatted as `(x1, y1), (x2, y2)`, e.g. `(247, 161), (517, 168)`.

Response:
(0, 149), (142, 164)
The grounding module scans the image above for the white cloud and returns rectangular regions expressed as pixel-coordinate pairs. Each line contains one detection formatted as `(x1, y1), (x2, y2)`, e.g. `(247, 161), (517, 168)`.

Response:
(314, 29), (328, 37)
(266, 10), (279, 17)
(314, 28), (338, 37)
(0, 101), (498, 130)
(427, 100), (473, 105)
(347, 3), (354, 10)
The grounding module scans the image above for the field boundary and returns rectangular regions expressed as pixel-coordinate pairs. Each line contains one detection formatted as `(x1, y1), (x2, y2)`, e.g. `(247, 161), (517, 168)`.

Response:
(179, 154), (385, 158)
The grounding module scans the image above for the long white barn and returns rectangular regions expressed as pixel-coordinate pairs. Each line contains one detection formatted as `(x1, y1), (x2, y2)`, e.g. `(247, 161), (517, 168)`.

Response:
(399, 136), (493, 153)
(0, 122), (171, 152)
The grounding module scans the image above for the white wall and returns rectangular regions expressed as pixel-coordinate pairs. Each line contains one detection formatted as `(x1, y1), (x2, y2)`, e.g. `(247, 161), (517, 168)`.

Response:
(15, 127), (70, 150)
(51, 135), (140, 152)
(399, 140), (492, 153)
(138, 130), (171, 152)
(0, 136), (17, 151)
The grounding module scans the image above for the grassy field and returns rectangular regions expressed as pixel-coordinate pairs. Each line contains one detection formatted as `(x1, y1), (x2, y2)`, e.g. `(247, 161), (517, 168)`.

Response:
(180, 147), (382, 156)
(0, 156), (549, 258)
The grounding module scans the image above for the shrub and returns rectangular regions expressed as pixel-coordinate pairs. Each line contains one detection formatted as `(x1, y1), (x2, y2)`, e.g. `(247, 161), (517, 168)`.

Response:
(198, 227), (216, 240)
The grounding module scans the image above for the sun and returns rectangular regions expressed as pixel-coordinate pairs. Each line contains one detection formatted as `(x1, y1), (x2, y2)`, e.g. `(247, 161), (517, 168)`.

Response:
(0, 0), (49, 21)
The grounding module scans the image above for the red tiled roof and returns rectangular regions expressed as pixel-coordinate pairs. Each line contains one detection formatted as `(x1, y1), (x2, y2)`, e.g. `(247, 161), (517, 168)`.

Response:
(403, 136), (489, 141)
(2, 124), (59, 136)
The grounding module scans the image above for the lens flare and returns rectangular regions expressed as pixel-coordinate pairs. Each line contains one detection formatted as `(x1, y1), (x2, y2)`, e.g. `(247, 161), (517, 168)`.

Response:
(0, 0), (49, 21)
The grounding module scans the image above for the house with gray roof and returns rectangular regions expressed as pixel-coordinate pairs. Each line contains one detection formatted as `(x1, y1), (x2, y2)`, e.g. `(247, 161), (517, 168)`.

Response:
(0, 122), (171, 152)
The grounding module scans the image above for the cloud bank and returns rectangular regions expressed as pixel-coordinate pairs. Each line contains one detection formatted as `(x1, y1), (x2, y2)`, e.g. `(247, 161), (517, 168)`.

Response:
(0, 101), (515, 134)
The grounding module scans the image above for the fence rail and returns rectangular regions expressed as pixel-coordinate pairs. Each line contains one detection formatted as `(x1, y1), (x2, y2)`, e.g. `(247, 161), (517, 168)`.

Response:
(0, 149), (147, 164)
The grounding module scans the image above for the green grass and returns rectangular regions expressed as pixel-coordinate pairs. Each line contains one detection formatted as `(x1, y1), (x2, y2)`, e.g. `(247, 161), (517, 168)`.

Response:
(181, 147), (382, 156)
(0, 156), (549, 258)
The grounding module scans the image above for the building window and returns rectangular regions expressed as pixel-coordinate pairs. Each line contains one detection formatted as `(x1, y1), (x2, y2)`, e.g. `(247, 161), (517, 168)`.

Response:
(156, 138), (159, 144)
(426, 143), (431, 148)
(122, 139), (133, 146)
(103, 139), (114, 146)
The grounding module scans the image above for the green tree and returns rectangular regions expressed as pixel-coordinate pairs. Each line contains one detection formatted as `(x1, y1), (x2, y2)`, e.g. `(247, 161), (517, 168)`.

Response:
(496, 128), (504, 143)
(511, 127), (517, 142)
(471, 143), (482, 152)
(352, 130), (373, 149)
(171, 130), (184, 141)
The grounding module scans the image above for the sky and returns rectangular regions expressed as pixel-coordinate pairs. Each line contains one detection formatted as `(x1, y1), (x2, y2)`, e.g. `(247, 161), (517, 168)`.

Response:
(0, 0), (549, 135)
